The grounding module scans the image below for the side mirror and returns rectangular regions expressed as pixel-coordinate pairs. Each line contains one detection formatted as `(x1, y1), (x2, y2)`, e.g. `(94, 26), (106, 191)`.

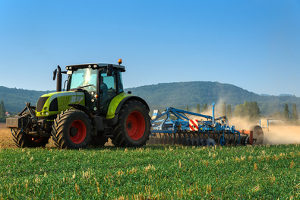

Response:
(53, 69), (57, 80)
(107, 64), (113, 76)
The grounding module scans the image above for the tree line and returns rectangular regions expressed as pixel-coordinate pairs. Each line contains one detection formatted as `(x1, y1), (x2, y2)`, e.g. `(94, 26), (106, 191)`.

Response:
(276, 103), (299, 121)
(0, 100), (6, 122)
(184, 101), (299, 122)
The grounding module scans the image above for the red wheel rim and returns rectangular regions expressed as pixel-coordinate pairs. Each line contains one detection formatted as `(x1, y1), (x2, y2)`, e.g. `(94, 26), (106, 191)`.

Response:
(69, 120), (87, 144)
(126, 111), (145, 141)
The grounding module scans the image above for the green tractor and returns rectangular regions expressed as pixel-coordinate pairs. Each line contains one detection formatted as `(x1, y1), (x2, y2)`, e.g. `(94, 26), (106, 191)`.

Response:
(6, 60), (151, 148)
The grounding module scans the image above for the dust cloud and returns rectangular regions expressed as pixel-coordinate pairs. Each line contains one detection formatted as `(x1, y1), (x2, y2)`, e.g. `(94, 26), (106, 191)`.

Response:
(189, 100), (300, 145)
(264, 125), (300, 144)
(228, 117), (256, 130)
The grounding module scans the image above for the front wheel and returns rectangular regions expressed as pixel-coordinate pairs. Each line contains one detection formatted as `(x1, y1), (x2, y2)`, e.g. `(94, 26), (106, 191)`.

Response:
(112, 100), (150, 147)
(51, 110), (92, 149)
(11, 128), (49, 148)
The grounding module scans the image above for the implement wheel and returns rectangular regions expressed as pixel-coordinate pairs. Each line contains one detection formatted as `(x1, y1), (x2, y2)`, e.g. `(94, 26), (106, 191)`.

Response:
(112, 100), (150, 147)
(51, 110), (92, 149)
(11, 128), (49, 148)
(252, 125), (264, 145)
(206, 138), (216, 146)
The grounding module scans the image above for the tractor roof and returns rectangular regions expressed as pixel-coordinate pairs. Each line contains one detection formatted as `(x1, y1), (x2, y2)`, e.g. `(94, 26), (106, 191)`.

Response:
(66, 63), (125, 72)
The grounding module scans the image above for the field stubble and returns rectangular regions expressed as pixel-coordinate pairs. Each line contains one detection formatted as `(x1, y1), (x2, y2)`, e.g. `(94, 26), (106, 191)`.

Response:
(0, 123), (16, 148)
(0, 124), (299, 199)
(0, 144), (299, 199)
(0, 123), (56, 148)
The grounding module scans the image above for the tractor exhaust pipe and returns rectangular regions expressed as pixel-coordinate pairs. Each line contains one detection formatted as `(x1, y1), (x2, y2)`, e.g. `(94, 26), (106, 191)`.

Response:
(53, 65), (62, 92)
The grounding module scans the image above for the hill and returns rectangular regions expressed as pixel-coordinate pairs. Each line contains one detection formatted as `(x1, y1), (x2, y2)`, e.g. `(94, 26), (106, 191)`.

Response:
(126, 81), (300, 115)
(0, 81), (300, 115)
(0, 86), (52, 113)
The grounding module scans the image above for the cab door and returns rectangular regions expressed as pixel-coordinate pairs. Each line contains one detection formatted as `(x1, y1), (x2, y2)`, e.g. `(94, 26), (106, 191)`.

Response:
(98, 72), (117, 115)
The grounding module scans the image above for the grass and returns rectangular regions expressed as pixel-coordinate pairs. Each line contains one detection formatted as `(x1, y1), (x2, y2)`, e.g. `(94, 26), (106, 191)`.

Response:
(0, 144), (299, 199)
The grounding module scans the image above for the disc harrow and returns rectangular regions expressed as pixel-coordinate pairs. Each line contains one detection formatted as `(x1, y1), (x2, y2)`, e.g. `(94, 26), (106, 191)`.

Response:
(149, 104), (263, 146)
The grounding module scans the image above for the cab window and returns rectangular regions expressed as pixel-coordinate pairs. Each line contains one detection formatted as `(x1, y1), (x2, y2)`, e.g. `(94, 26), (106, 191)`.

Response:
(99, 72), (117, 113)
(102, 73), (116, 91)
(69, 68), (97, 92)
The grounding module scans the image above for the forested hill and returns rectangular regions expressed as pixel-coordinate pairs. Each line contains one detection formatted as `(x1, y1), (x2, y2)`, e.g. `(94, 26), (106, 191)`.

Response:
(0, 81), (300, 115)
(126, 81), (300, 115)
(0, 86), (51, 113)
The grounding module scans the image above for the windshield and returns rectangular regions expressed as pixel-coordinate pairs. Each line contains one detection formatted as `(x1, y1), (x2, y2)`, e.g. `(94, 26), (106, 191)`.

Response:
(69, 68), (97, 92)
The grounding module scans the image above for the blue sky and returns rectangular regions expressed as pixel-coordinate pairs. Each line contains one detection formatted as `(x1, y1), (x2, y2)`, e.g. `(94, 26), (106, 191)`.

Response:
(0, 0), (299, 96)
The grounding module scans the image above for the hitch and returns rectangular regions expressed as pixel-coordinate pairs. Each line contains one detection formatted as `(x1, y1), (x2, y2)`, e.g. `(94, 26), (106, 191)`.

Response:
(25, 103), (37, 122)
(6, 103), (37, 129)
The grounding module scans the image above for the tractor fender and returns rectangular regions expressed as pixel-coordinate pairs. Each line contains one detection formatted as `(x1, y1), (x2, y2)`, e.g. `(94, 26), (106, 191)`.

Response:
(116, 96), (150, 114)
(107, 96), (150, 126)
(68, 104), (93, 118)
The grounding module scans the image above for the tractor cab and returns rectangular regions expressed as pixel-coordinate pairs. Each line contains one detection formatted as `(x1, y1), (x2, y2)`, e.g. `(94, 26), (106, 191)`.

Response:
(63, 62), (125, 114)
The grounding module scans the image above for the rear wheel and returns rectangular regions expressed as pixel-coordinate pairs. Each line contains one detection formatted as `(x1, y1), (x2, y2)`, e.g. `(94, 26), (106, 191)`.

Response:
(51, 110), (92, 149)
(11, 128), (49, 148)
(112, 100), (150, 147)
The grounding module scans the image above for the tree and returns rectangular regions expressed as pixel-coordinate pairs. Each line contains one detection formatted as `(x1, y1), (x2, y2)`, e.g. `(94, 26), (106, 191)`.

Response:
(234, 104), (244, 117)
(196, 104), (201, 113)
(227, 104), (232, 118)
(292, 104), (298, 121)
(233, 101), (260, 120)
(202, 104), (208, 112)
(0, 100), (6, 119)
(283, 104), (289, 120)
(248, 102), (260, 120)
(186, 105), (189, 111)
(221, 103), (226, 116)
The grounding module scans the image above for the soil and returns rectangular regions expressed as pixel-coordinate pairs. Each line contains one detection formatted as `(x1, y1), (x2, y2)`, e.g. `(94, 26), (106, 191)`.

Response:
(0, 123), (16, 148)
(0, 123), (112, 148)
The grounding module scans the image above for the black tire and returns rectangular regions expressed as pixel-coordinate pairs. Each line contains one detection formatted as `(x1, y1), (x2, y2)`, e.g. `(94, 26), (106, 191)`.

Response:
(252, 125), (264, 145)
(51, 110), (92, 149)
(206, 138), (216, 146)
(112, 100), (150, 147)
(11, 128), (49, 148)
(186, 136), (193, 146)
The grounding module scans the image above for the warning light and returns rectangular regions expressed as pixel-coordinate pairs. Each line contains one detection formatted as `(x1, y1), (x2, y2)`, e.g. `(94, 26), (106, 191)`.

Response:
(118, 59), (122, 65)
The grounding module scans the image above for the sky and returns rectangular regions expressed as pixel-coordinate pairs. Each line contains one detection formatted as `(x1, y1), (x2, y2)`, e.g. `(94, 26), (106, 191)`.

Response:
(0, 0), (299, 96)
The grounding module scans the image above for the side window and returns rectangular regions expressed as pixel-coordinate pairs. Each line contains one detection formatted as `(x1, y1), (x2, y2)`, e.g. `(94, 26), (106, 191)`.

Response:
(99, 72), (117, 114)
(100, 72), (117, 105)
(102, 73), (116, 91)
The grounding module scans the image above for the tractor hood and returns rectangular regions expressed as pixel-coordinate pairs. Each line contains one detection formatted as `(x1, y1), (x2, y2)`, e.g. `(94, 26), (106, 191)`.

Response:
(36, 91), (85, 117)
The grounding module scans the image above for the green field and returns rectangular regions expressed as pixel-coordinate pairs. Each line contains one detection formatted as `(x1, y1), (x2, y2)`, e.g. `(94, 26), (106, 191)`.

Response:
(0, 145), (299, 199)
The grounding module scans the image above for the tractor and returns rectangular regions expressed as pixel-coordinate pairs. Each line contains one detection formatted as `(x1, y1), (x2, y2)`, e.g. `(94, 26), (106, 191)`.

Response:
(6, 60), (151, 149)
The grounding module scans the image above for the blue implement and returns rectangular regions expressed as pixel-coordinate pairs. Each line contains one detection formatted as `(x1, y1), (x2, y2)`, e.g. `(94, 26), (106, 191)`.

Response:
(149, 104), (251, 146)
